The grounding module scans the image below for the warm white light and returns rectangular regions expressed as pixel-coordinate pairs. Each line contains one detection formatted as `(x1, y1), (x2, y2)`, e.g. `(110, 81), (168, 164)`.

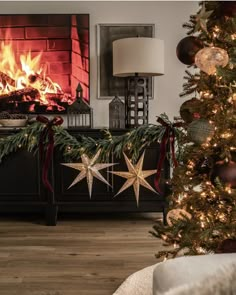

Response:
(225, 186), (232, 194)
(174, 243), (178, 249)
(212, 109), (218, 114)
(231, 34), (236, 40)
(213, 26), (220, 33)
(161, 235), (167, 241)
(202, 142), (210, 148)
(220, 132), (232, 139)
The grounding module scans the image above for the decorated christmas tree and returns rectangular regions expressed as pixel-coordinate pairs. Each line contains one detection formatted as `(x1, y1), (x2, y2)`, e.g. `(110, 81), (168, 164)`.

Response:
(151, 1), (236, 258)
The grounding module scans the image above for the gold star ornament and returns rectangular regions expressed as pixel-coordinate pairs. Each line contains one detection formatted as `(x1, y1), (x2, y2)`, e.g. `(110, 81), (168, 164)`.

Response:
(194, 3), (213, 33)
(61, 149), (116, 198)
(111, 152), (157, 206)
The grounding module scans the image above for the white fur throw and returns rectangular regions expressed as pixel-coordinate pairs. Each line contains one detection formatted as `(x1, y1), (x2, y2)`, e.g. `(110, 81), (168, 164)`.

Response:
(153, 253), (236, 294)
(113, 264), (157, 295)
(163, 262), (236, 295)
(113, 254), (236, 295)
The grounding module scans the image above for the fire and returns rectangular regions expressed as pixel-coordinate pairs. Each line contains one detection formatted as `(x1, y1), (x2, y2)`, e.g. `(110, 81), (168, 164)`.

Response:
(0, 40), (72, 112)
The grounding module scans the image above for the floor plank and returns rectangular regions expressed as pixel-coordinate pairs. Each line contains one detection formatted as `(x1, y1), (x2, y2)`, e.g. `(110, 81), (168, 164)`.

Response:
(0, 213), (165, 295)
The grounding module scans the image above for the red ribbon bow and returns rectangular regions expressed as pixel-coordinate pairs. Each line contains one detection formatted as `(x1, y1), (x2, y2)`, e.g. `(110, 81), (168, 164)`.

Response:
(154, 117), (183, 193)
(37, 115), (63, 193)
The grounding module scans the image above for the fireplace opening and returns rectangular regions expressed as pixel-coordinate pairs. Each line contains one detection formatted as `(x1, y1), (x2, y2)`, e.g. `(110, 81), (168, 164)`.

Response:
(0, 14), (89, 114)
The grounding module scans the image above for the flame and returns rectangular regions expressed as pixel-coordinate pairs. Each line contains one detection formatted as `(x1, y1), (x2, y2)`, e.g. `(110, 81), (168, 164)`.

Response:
(0, 38), (72, 112)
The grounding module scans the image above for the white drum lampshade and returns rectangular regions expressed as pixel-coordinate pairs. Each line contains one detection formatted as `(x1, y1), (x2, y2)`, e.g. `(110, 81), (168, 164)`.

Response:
(112, 37), (164, 77)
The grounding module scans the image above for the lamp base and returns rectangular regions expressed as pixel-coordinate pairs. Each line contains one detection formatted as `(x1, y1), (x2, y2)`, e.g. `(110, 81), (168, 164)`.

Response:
(125, 76), (149, 128)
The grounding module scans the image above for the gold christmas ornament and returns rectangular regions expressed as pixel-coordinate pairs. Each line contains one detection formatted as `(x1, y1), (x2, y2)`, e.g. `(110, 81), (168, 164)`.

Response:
(61, 149), (116, 198)
(111, 152), (157, 206)
(195, 47), (229, 75)
(167, 209), (192, 226)
(187, 119), (215, 144)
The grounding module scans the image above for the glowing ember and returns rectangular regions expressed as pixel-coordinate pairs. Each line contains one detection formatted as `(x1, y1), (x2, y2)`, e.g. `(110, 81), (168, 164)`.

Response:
(0, 40), (72, 112)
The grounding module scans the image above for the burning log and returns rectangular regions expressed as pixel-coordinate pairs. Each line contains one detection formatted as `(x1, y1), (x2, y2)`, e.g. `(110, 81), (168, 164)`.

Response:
(44, 93), (69, 111)
(0, 71), (16, 87)
(0, 87), (40, 102)
(46, 92), (72, 103)
(28, 73), (63, 94)
(45, 93), (65, 101)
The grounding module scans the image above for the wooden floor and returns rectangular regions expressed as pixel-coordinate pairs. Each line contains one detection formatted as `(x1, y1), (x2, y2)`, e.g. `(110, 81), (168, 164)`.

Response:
(0, 213), (165, 295)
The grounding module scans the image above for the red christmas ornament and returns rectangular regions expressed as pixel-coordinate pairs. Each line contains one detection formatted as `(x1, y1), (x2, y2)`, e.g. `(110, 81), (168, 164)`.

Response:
(220, 1), (236, 17)
(179, 98), (201, 123)
(176, 36), (203, 65)
(216, 239), (236, 253)
(211, 161), (236, 188)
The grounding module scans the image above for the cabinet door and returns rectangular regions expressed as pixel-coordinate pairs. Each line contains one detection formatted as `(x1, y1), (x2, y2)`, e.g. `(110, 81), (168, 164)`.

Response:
(0, 149), (42, 202)
(53, 130), (169, 212)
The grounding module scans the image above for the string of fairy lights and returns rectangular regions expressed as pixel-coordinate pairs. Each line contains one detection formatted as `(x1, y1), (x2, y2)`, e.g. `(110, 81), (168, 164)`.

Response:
(151, 1), (236, 259)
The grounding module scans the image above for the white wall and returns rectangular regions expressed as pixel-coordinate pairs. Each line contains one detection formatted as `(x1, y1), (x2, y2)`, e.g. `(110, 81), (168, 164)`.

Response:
(0, 1), (198, 127)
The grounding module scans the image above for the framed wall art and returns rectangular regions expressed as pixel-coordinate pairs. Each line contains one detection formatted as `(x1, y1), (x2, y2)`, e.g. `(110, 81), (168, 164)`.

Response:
(97, 23), (155, 99)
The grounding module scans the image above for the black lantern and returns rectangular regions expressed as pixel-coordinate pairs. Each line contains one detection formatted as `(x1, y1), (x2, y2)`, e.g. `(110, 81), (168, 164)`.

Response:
(109, 95), (125, 129)
(67, 83), (93, 129)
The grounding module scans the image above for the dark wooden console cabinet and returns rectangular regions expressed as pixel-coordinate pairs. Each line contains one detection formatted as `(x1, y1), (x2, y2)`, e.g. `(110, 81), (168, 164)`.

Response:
(0, 128), (170, 225)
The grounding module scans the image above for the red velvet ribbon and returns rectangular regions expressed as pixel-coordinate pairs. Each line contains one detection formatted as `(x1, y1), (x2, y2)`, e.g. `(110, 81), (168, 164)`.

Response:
(154, 117), (183, 193)
(37, 115), (63, 192)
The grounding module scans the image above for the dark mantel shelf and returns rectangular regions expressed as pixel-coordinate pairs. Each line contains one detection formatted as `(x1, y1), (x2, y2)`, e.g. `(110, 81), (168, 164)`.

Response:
(0, 128), (170, 225)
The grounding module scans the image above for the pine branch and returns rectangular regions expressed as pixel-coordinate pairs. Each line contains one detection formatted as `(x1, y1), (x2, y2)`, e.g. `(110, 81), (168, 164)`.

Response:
(0, 115), (183, 167)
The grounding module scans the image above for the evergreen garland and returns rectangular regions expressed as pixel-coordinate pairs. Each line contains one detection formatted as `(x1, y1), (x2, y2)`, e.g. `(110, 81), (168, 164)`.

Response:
(0, 114), (184, 164)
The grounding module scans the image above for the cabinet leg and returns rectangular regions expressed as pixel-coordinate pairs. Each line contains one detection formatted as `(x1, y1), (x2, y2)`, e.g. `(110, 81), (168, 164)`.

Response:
(45, 204), (58, 226)
(163, 207), (167, 225)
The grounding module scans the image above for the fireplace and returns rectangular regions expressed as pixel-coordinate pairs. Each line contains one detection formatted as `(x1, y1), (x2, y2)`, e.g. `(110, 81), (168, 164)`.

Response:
(0, 14), (90, 114)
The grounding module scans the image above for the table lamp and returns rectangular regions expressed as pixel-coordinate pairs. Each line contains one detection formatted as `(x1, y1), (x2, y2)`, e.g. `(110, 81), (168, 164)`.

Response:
(112, 37), (164, 127)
